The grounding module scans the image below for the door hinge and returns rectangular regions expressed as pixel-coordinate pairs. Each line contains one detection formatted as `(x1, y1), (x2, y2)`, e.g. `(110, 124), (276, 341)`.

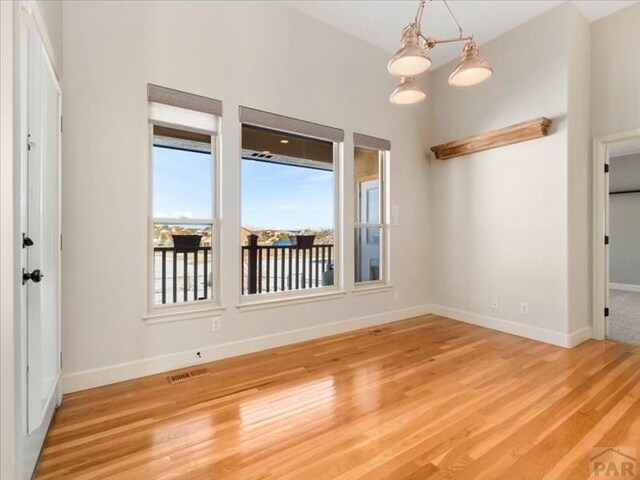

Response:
(604, 235), (610, 245)
(60, 351), (62, 368)
(605, 307), (610, 317)
(27, 134), (35, 151)
(60, 115), (63, 134)
(60, 234), (63, 251)
(604, 163), (610, 173)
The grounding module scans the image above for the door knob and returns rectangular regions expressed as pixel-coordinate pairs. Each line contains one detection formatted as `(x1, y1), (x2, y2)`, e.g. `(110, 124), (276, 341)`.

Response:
(22, 269), (43, 285)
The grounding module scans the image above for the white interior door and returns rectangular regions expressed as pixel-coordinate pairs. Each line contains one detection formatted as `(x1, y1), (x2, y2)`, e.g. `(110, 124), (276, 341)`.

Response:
(24, 27), (61, 435)
(605, 152), (611, 337)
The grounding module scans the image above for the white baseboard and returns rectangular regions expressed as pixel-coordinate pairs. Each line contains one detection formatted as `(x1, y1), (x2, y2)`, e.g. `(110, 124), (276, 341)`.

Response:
(63, 303), (597, 393)
(62, 304), (433, 393)
(567, 326), (593, 347)
(429, 305), (592, 348)
(610, 283), (640, 293)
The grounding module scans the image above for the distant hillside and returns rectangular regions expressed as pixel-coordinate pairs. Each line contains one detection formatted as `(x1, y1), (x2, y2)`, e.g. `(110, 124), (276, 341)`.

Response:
(154, 225), (333, 247)
(241, 228), (334, 246)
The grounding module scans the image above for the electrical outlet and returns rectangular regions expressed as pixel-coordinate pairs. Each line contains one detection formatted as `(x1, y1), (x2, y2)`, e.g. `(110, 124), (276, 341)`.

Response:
(491, 298), (499, 309)
(393, 291), (400, 302)
(212, 317), (221, 331)
(520, 302), (529, 314)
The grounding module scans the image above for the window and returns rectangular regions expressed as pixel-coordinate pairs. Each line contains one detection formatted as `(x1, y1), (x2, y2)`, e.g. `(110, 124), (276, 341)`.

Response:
(147, 85), (221, 311)
(354, 134), (389, 284)
(239, 107), (343, 297)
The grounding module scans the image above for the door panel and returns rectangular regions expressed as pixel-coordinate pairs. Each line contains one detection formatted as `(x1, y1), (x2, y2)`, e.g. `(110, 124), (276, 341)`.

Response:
(25, 26), (61, 435)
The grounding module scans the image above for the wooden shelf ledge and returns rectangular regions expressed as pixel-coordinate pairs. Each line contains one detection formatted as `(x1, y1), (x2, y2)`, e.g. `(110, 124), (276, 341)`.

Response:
(431, 117), (552, 161)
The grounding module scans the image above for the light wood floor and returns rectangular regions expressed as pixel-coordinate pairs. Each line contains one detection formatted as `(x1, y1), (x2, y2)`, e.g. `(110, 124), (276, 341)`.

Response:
(36, 315), (640, 479)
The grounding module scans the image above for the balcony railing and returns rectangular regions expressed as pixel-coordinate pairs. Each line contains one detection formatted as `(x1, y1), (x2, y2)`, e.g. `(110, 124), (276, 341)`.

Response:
(154, 246), (212, 304)
(242, 235), (333, 295)
(154, 238), (335, 303)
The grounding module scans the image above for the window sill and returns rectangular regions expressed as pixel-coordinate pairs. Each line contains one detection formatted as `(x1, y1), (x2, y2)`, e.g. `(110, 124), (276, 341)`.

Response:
(142, 304), (226, 325)
(352, 284), (393, 296)
(237, 289), (347, 312)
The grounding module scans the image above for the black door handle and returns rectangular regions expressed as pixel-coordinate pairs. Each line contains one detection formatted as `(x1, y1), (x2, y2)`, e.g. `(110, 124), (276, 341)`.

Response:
(22, 233), (34, 248)
(22, 269), (43, 285)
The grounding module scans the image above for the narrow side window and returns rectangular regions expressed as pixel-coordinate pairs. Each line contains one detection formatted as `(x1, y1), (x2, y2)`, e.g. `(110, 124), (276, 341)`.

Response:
(354, 134), (390, 285)
(148, 85), (221, 309)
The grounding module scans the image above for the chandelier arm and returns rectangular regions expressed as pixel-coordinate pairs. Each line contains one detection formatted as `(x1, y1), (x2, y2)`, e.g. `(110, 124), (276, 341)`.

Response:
(413, 0), (428, 29)
(442, 0), (463, 38)
(418, 33), (472, 49)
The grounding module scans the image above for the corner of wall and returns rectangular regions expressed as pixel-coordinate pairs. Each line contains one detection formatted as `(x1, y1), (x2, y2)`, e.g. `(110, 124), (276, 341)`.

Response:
(566, 2), (592, 334)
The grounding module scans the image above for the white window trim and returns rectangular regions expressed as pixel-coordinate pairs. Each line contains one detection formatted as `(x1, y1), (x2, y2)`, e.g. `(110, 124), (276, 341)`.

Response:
(144, 112), (223, 322)
(352, 284), (394, 296)
(238, 138), (344, 307)
(237, 289), (347, 312)
(354, 148), (390, 289)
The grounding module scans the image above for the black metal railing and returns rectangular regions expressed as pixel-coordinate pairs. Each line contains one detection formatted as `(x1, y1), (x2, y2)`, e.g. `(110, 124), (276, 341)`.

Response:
(242, 235), (333, 295)
(154, 246), (212, 304)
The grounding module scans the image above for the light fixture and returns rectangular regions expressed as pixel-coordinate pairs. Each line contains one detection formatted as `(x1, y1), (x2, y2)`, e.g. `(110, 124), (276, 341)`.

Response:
(261, 150), (270, 154)
(448, 40), (493, 87)
(388, 25), (432, 77)
(390, 77), (426, 105)
(388, 0), (492, 104)
(279, 139), (290, 144)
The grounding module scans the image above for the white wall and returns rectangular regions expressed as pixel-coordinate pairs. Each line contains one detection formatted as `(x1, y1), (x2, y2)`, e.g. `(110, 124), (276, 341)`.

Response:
(591, 3), (640, 138)
(567, 7), (591, 333)
(429, 3), (591, 345)
(610, 154), (640, 286)
(61, 1), (432, 392)
(35, 0), (62, 76)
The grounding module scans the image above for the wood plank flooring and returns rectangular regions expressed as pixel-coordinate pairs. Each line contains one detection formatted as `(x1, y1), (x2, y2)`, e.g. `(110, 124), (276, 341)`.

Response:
(36, 315), (640, 479)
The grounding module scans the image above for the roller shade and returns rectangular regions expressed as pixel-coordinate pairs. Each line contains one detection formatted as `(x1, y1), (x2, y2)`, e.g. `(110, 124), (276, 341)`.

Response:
(353, 133), (391, 151)
(239, 106), (343, 142)
(147, 84), (222, 116)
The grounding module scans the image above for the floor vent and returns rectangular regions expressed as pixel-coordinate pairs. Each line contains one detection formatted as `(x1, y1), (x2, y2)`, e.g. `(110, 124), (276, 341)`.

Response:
(369, 328), (387, 336)
(168, 368), (209, 385)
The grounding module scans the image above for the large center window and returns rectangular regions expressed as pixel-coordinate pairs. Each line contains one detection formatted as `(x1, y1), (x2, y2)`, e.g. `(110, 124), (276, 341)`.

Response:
(240, 122), (338, 296)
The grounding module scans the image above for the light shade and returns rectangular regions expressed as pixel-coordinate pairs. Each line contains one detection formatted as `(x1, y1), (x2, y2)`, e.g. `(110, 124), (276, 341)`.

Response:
(389, 77), (426, 105)
(387, 25), (432, 77)
(448, 41), (492, 87)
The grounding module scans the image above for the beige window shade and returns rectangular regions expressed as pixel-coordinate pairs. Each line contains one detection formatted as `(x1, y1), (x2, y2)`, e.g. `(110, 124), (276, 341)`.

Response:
(149, 102), (218, 135)
(147, 84), (222, 117)
(239, 106), (343, 142)
(353, 133), (391, 151)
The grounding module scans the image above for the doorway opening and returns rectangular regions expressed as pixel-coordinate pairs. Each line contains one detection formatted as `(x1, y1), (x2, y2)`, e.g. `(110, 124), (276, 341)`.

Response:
(593, 131), (640, 342)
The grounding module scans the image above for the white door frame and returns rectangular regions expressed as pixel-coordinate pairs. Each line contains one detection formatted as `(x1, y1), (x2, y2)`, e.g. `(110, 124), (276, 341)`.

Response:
(592, 129), (640, 340)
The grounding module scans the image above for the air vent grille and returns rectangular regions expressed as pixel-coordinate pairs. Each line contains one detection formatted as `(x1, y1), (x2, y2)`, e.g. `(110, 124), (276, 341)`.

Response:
(250, 152), (274, 159)
(168, 368), (209, 385)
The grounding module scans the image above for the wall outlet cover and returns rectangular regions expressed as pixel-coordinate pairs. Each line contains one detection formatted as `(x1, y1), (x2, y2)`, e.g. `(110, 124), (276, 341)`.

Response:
(212, 317), (221, 331)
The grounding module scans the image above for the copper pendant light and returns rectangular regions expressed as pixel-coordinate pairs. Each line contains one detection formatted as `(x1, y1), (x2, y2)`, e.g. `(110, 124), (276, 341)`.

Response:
(389, 0), (492, 105)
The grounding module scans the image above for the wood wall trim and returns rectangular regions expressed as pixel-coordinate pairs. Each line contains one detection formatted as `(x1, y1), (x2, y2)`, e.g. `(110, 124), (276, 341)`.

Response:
(430, 117), (552, 160)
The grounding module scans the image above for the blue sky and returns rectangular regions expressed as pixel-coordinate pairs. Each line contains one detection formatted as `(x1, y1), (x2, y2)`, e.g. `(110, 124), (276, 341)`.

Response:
(242, 160), (333, 230)
(154, 147), (334, 229)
